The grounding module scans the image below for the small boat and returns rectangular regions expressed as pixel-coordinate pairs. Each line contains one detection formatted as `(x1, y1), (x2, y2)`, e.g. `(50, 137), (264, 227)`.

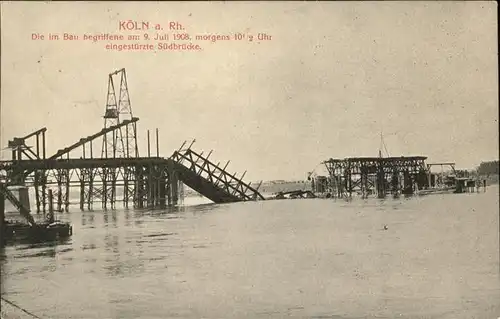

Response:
(2, 219), (72, 244)
(1, 183), (73, 245)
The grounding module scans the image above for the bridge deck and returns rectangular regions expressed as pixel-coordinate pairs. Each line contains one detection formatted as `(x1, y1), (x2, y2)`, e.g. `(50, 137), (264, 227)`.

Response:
(0, 153), (265, 205)
(0, 157), (169, 170)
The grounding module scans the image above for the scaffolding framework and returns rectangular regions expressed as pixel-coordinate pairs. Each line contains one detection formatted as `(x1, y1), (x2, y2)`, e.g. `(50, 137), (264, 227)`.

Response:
(324, 156), (428, 198)
(101, 68), (138, 159)
(0, 69), (264, 219)
(0, 131), (263, 212)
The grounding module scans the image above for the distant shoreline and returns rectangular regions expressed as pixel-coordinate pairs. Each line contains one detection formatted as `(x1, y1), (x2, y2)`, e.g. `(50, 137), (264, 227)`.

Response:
(182, 180), (312, 197)
(480, 174), (499, 185)
(182, 174), (500, 197)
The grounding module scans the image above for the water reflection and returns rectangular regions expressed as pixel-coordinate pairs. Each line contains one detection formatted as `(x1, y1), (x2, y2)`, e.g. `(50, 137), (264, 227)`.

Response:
(103, 233), (122, 276)
(81, 243), (96, 251)
(81, 213), (95, 227)
(13, 240), (71, 257)
(188, 203), (223, 214)
(124, 210), (131, 227)
(74, 206), (190, 278)
(111, 211), (117, 227)
(1, 192), (499, 318)
(2, 236), (72, 250)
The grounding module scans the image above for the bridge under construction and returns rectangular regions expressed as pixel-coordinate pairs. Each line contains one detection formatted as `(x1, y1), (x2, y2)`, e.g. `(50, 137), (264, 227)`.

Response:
(0, 69), (265, 229)
(322, 156), (429, 198)
(319, 156), (482, 199)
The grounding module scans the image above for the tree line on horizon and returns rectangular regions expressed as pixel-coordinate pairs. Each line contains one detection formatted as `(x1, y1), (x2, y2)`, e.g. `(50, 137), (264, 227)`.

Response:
(476, 160), (499, 176)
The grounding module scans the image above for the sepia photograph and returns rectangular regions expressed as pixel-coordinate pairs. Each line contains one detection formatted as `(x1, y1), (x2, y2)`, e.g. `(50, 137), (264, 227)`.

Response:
(0, 1), (499, 318)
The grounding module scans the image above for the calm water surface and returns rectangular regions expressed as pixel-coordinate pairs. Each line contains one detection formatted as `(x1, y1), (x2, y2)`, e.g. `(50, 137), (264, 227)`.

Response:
(1, 186), (499, 319)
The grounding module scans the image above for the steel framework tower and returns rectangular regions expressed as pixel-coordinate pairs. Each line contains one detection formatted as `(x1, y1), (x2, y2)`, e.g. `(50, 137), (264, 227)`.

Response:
(101, 68), (138, 158)
(98, 68), (139, 208)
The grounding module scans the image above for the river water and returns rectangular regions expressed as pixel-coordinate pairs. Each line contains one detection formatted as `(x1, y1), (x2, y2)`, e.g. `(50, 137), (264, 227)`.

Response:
(1, 186), (499, 319)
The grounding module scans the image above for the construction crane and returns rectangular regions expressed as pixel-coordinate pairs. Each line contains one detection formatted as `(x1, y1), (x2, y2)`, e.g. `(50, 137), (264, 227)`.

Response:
(101, 68), (138, 158)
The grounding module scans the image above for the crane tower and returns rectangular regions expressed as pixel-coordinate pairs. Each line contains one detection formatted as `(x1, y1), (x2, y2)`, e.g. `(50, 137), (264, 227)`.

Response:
(101, 68), (138, 158)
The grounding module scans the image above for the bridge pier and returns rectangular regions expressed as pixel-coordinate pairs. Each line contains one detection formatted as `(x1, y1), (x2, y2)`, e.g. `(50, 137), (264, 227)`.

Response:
(324, 156), (428, 199)
(391, 170), (399, 195)
(88, 170), (94, 210)
(337, 176), (343, 198)
(101, 168), (108, 209)
(153, 164), (168, 208)
(417, 170), (428, 190)
(167, 161), (179, 206)
(159, 178), (167, 208)
(403, 170), (413, 195)
(376, 168), (386, 198)
(1, 147), (263, 212)
(110, 168), (117, 209)
(80, 174), (85, 211)
(135, 166), (145, 208)
(123, 168), (130, 208)
(64, 169), (70, 212)
(56, 170), (63, 212)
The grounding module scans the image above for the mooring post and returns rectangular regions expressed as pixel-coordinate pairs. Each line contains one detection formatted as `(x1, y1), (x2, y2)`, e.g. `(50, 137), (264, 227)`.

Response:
(48, 188), (54, 222)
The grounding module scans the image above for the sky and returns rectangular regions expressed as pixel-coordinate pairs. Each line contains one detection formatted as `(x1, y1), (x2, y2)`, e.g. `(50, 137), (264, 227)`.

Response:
(0, 1), (498, 182)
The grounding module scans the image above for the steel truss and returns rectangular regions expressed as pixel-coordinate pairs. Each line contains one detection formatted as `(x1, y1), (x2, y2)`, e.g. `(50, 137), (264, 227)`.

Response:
(324, 156), (428, 198)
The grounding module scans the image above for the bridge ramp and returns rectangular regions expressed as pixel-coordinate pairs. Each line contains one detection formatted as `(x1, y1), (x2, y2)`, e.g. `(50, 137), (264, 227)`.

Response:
(170, 147), (264, 204)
